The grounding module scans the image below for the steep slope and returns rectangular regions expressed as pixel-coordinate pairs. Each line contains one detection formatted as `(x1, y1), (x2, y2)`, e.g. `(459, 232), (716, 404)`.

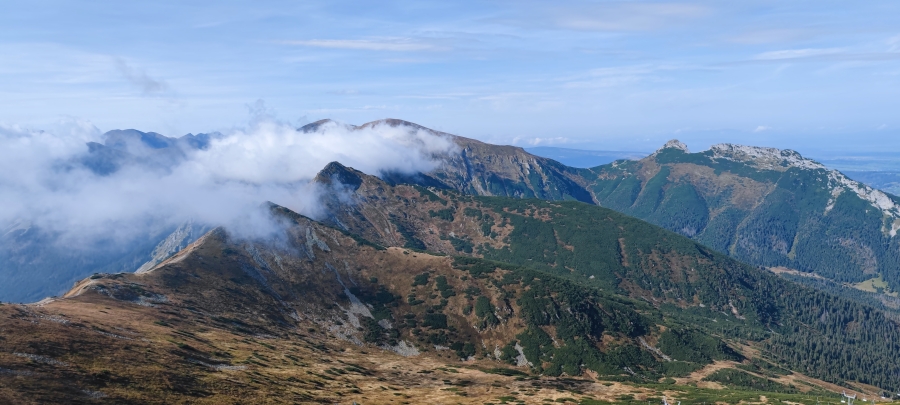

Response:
(306, 119), (900, 302)
(4, 167), (900, 401)
(302, 119), (594, 203)
(314, 162), (900, 391)
(845, 171), (900, 196)
(581, 141), (900, 293)
(0, 204), (752, 403)
(0, 221), (192, 302)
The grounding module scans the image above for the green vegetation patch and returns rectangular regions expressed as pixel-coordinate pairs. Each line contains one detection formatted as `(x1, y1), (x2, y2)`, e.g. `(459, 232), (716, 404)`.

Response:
(429, 207), (456, 221)
(702, 369), (798, 393)
(657, 328), (743, 364)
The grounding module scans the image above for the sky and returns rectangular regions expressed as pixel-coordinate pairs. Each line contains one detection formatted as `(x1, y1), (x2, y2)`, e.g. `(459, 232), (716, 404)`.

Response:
(2, 1), (900, 154)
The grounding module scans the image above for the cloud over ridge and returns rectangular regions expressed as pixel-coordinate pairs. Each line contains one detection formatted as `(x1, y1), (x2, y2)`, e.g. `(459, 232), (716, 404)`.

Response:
(0, 117), (458, 247)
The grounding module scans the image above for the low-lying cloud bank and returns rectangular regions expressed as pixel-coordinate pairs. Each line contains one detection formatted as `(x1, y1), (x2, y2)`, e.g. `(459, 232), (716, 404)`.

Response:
(0, 117), (457, 247)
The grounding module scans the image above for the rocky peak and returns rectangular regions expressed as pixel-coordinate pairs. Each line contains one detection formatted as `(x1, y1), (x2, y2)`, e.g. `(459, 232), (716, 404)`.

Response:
(656, 139), (689, 154)
(709, 143), (825, 171)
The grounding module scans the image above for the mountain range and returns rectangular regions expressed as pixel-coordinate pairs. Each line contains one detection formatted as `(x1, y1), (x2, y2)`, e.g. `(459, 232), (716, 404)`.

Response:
(4, 118), (900, 402)
(6, 119), (899, 305)
(312, 120), (900, 303)
(3, 167), (900, 402)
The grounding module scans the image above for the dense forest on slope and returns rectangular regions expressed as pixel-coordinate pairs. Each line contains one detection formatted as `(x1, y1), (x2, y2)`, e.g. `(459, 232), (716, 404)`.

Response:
(5, 160), (900, 401)
(469, 198), (900, 390)
(312, 121), (900, 313)
(580, 146), (900, 293)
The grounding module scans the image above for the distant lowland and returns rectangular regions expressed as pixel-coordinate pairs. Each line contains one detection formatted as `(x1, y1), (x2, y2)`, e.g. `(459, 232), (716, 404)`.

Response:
(524, 146), (649, 168)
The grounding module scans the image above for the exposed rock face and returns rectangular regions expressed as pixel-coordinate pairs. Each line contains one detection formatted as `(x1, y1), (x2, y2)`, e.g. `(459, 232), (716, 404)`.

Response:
(708, 143), (820, 170)
(655, 139), (689, 154)
(302, 119), (595, 203)
(136, 220), (209, 274)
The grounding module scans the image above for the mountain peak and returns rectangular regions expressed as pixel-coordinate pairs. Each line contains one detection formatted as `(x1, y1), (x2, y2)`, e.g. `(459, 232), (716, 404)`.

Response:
(298, 119), (356, 133)
(313, 161), (365, 189)
(103, 129), (175, 151)
(655, 139), (689, 154)
(358, 118), (450, 137)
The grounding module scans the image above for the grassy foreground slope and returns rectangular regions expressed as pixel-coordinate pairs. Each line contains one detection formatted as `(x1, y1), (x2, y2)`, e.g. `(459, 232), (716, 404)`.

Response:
(3, 160), (900, 401)
(0, 199), (887, 402)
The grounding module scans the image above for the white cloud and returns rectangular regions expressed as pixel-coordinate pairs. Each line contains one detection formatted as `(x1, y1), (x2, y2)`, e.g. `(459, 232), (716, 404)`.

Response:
(753, 125), (772, 132)
(0, 117), (458, 246)
(280, 38), (443, 52)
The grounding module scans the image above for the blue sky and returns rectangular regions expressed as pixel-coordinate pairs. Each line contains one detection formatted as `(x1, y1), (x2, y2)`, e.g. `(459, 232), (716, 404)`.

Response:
(2, 1), (900, 153)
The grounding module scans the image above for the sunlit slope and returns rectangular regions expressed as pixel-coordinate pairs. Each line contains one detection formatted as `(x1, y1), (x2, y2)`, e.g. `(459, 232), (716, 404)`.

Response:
(314, 162), (900, 391)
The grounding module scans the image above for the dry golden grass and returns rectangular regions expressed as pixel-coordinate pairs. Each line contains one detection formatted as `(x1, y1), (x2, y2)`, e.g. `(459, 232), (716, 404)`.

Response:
(0, 291), (638, 404)
(0, 208), (884, 404)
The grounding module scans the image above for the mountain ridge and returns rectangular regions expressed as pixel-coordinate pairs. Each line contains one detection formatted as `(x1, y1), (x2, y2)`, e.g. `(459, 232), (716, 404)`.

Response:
(4, 117), (899, 311)
(5, 157), (900, 400)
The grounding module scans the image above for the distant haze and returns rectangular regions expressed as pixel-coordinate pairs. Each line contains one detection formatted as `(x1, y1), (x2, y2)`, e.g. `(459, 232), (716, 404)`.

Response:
(525, 147), (649, 168)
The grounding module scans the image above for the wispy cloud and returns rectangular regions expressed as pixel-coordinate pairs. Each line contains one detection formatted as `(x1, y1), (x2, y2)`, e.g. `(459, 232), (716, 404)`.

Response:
(754, 125), (772, 133)
(329, 89), (359, 95)
(280, 38), (445, 52)
(561, 64), (703, 89)
(728, 29), (815, 45)
(513, 136), (570, 146)
(550, 3), (711, 32)
(115, 58), (169, 95)
(753, 48), (845, 61)
(888, 35), (900, 52)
